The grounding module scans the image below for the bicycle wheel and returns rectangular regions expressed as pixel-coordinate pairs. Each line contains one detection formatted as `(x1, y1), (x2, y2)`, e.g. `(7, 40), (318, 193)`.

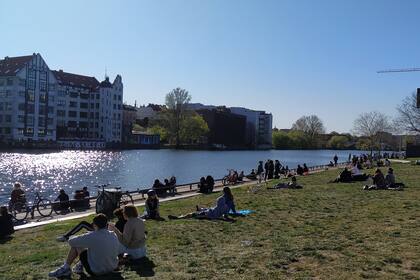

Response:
(119, 193), (134, 207)
(96, 193), (113, 214)
(37, 199), (53, 217)
(11, 202), (29, 222)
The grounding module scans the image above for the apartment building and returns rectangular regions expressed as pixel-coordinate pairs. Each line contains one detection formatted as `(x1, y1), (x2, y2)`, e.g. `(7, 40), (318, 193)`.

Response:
(0, 53), (123, 146)
(0, 54), (57, 142)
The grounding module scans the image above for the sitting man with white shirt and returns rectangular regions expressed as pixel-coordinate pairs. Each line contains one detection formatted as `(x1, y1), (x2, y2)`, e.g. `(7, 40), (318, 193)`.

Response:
(49, 214), (121, 278)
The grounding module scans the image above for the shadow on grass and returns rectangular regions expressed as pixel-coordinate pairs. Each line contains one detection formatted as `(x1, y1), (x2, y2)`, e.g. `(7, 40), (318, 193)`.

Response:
(79, 271), (124, 280)
(0, 236), (13, 244)
(126, 257), (156, 277)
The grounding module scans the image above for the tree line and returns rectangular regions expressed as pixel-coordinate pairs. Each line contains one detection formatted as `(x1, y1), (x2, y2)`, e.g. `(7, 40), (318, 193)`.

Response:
(273, 91), (420, 153)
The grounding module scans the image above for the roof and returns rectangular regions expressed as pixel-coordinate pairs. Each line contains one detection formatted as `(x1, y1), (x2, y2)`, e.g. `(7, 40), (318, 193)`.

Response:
(123, 104), (137, 111)
(52, 70), (99, 89)
(147, 103), (165, 111)
(99, 77), (112, 88)
(0, 55), (33, 77)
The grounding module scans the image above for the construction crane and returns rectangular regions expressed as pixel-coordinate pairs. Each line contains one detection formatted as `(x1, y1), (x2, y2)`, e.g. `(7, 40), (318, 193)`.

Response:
(377, 68), (420, 108)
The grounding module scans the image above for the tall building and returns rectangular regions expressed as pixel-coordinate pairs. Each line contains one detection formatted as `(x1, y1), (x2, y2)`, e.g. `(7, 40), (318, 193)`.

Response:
(0, 53), (123, 147)
(0, 54), (57, 142)
(229, 107), (273, 149)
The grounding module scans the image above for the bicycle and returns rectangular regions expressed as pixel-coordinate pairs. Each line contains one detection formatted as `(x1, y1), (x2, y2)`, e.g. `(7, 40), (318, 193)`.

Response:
(10, 192), (54, 222)
(95, 185), (134, 216)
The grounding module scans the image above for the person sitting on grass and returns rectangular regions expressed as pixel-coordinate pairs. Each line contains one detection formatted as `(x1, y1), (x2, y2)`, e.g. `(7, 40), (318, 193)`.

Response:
(268, 176), (303, 189)
(385, 168), (405, 190)
(108, 205), (147, 260)
(114, 208), (127, 233)
(238, 171), (245, 182)
(331, 167), (352, 183)
(363, 168), (387, 190)
(303, 163), (309, 175)
(0, 206), (14, 239)
(49, 214), (120, 278)
(198, 177), (207, 193)
(152, 179), (166, 196)
(205, 175), (215, 193)
(142, 190), (160, 220)
(168, 187), (233, 220)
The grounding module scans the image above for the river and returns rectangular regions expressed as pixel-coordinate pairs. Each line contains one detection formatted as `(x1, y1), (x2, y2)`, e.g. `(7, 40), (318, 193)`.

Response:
(0, 149), (362, 204)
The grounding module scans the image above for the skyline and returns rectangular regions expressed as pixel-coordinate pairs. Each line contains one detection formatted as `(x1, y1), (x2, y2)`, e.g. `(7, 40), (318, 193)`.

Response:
(2, 0), (420, 133)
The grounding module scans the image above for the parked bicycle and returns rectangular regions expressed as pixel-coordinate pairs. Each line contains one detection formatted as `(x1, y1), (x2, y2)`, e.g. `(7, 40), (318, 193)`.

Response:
(10, 192), (54, 222)
(95, 185), (134, 216)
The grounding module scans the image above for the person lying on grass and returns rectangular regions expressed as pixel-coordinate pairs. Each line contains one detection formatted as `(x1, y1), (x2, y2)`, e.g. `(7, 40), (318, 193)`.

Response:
(168, 187), (236, 220)
(108, 205), (147, 260)
(49, 214), (121, 278)
(267, 176), (303, 189)
(56, 208), (126, 242)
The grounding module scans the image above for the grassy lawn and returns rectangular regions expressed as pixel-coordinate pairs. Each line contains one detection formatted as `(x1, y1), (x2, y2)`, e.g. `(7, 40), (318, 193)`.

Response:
(1, 161), (420, 280)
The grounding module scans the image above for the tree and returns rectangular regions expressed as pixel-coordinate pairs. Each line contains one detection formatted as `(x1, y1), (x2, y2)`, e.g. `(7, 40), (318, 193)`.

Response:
(180, 113), (209, 144)
(149, 125), (169, 143)
(272, 130), (291, 148)
(395, 92), (420, 134)
(291, 115), (326, 148)
(164, 88), (192, 147)
(352, 111), (391, 154)
(327, 135), (349, 149)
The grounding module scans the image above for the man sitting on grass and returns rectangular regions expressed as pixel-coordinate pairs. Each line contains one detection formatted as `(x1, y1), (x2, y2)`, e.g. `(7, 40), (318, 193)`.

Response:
(49, 214), (120, 278)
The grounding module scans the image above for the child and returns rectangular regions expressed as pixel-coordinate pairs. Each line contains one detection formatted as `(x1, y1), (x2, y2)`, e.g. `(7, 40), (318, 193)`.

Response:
(142, 190), (160, 219)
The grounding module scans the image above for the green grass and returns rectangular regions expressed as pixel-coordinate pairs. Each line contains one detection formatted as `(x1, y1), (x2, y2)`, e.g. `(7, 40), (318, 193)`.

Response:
(1, 162), (420, 279)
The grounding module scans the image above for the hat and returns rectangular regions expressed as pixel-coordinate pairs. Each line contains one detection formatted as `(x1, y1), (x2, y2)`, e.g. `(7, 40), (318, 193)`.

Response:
(147, 189), (156, 195)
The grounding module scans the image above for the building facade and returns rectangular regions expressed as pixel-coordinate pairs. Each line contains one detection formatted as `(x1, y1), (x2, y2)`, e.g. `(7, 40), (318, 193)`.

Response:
(0, 53), (123, 147)
(0, 54), (57, 143)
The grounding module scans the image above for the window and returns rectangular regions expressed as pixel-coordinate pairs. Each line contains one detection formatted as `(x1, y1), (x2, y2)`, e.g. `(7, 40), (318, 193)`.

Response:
(80, 112), (88, 118)
(47, 118), (53, 125)
(18, 115), (24, 123)
(90, 112), (94, 118)
(38, 117), (45, 125)
(26, 104), (35, 114)
(80, 93), (89, 99)
(96, 103), (99, 109)
(28, 79), (35, 90)
(39, 93), (46, 103)
(48, 106), (54, 114)
(27, 116), (34, 125)
(6, 78), (13, 86)
(40, 81), (47, 91)
(90, 103), (94, 109)
(5, 115), (11, 122)
(57, 100), (66, 107)
(57, 110), (66, 117)
(0, 79), (4, 86)
(70, 92), (78, 98)
(69, 111), (77, 118)
(38, 129), (45, 136)
(26, 91), (35, 102)
(5, 102), (12, 111)
(80, 102), (88, 109)
(96, 93), (100, 99)
(118, 95), (121, 101)
(70, 101), (77, 108)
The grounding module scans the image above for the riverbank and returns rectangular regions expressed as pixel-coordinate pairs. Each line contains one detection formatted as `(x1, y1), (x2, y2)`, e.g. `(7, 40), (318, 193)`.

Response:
(1, 161), (419, 279)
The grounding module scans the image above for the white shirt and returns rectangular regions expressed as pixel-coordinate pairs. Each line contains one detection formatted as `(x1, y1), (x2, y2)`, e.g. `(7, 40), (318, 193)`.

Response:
(351, 166), (361, 175)
(69, 229), (120, 275)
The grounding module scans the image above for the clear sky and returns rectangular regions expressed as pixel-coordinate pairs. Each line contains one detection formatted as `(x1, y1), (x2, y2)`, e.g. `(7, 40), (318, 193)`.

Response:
(1, 0), (420, 133)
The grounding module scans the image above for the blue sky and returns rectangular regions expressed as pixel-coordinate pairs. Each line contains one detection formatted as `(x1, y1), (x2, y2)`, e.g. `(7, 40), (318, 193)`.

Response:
(1, 0), (420, 132)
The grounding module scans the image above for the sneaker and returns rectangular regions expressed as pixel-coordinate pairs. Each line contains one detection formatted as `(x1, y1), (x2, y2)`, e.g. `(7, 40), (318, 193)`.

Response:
(48, 263), (71, 278)
(72, 261), (84, 274)
(56, 235), (68, 242)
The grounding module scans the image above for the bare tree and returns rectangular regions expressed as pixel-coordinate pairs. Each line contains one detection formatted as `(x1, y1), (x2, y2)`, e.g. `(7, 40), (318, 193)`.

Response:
(164, 88), (191, 147)
(352, 111), (392, 154)
(292, 115), (326, 138)
(395, 92), (420, 134)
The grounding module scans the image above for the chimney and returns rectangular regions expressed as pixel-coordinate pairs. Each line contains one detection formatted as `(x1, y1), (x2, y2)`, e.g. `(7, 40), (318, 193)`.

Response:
(4, 56), (9, 60)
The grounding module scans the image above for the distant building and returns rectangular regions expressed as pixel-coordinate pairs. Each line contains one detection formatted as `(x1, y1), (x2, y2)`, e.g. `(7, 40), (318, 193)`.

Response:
(136, 103), (165, 124)
(131, 131), (160, 147)
(0, 53), (123, 147)
(122, 104), (138, 144)
(230, 107), (273, 149)
(196, 108), (246, 148)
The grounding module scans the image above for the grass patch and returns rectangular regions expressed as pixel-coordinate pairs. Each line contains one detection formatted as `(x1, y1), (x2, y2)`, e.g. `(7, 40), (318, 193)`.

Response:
(1, 162), (420, 279)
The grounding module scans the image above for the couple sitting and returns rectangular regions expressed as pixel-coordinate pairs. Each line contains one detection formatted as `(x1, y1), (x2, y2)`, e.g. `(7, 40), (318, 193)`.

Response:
(198, 175), (215, 194)
(169, 187), (236, 220)
(50, 205), (146, 278)
(268, 176), (303, 189)
(363, 168), (405, 190)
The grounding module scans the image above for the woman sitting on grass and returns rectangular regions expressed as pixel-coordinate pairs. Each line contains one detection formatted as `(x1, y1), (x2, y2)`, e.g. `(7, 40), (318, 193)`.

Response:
(108, 205), (147, 260)
(363, 168), (387, 190)
(141, 190), (161, 220)
(268, 176), (303, 189)
(168, 187), (234, 220)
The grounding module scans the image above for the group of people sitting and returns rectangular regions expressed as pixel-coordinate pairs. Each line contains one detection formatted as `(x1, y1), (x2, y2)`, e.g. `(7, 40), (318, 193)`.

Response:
(152, 176), (177, 196)
(363, 168), (405, 190)
(50, 204), (147, 278)
(198, 175), (215, 193)
(296, 164), (309, 176)
(268, 176), (303, 189)
(331, 163), (369, 183)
